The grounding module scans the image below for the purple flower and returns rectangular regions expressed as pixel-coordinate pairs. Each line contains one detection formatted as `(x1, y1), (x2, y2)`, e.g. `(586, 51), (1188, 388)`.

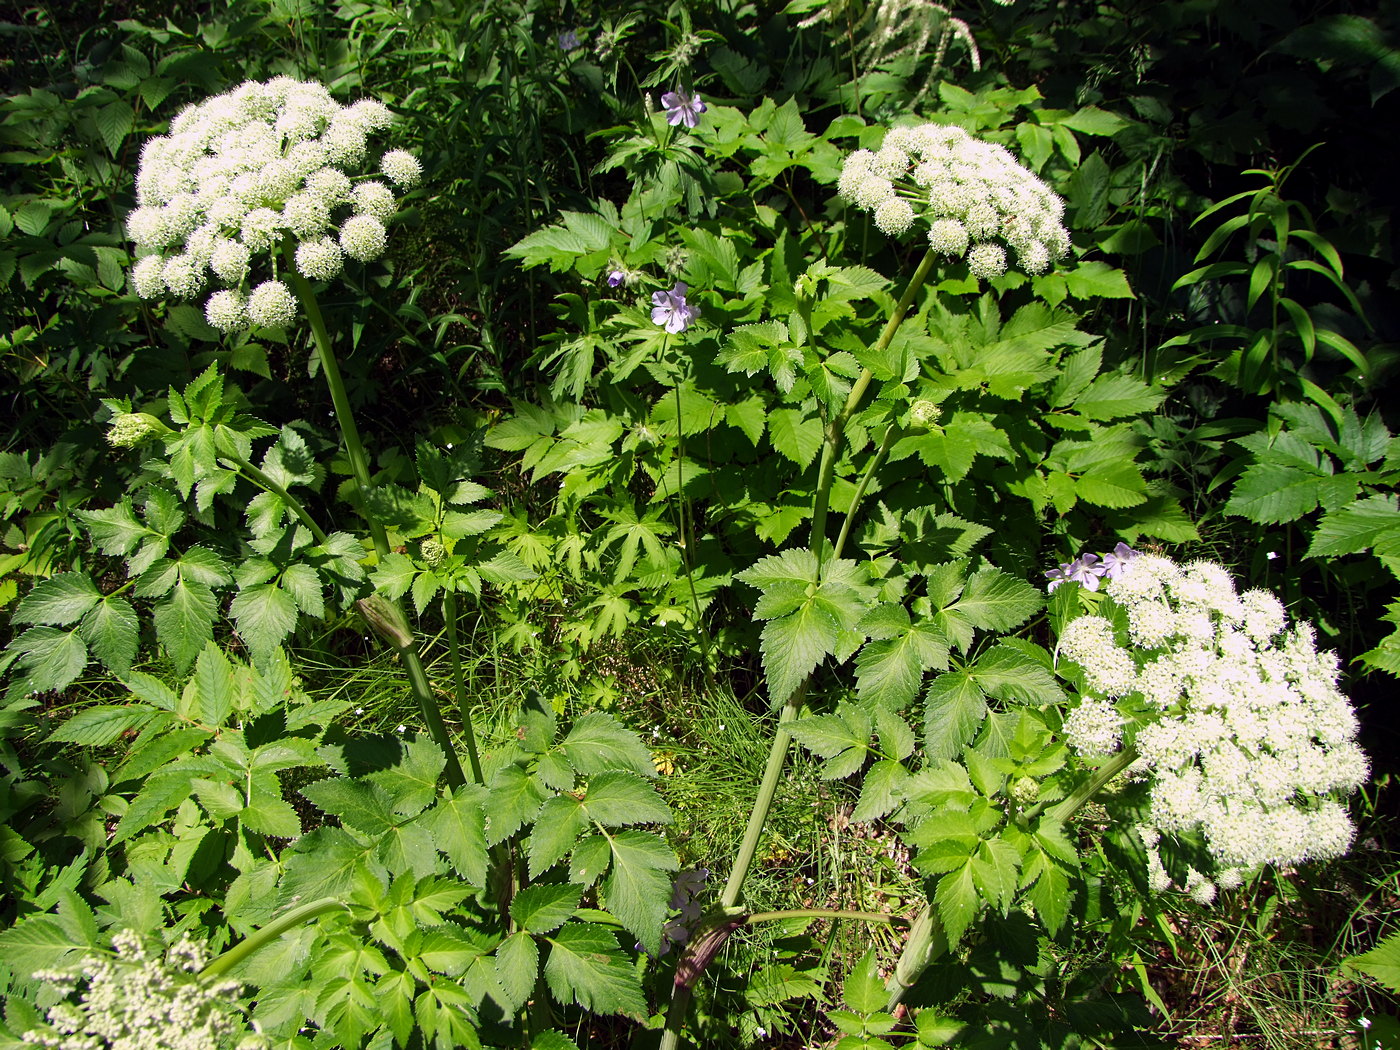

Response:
(1046, 553), (1106, 592)
(661, 90), (706, 129)
(1100, 542), (1140, 580)
(606, 269), (625, 287)
(651, 282), (697, 333)
(558, 29), (582, 50)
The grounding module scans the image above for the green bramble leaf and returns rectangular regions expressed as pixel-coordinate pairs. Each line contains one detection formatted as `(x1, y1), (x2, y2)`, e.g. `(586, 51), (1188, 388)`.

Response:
(582, 771), (672, 827)
(852, 759), (909, 822)
(78, 596), (138, 674)
(843, 950), (887, 1015)
(154, 579), (218, 673)
(542, 923), (646, 1017)
(426, 785), (489, 887)
(924, 670), (988, 761)
(484, 764), (547, 845)
(529, 795), (588, 878)
(1071, 373), (1165, 420)
(767, 407), (824, 470)
(229, 583), (299, 663)
(5, 626), (88, 696)
(949, 568), (1042, 633)
(47, 704), (161, 746)
(790, 703), (873, 780)
(1307, 494), (1400, 559)
(1343, 929), (1400, 994)
(300, 777), (397, 838)
(934, 863), (979, 944)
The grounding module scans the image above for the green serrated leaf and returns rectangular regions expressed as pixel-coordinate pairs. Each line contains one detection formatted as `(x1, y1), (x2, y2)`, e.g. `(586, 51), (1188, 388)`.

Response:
(484, 764), (547, 845)
(542, 923), (646, 1017)
(934, 864), (979, 944)
(512, 884), (583, 934)
(767, 407), (824, 469)
(843, 950), (886, 1014)
(78, 596), (139, 674)
(48, 704), (158, 746)
(13, 573), (101, 626)
(602, 830), (678, 956)
(154, 580), (218, 673)
(494, 931), (540, 1014)
(559, 713), (655, 777)
(583, 771), (672, 827)
(924, 671), (988, 761)
(530, 795), (588, 878)
(426, 785), (488, 886)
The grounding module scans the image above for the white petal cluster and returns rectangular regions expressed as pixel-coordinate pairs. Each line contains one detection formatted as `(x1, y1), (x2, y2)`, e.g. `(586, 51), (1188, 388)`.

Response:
(1057, 554), (1368, 889)
(22, 930), (245, 1050)
(837, 123), (1069, 277)
(125, 77), (420, 331)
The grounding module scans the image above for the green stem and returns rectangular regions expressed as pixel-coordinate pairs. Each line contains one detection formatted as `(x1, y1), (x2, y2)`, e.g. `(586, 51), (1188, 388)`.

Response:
(719, 682), (805, 910)
(810, 248), (938, 568)
(442, 590), (485, 785)
(831, 421), (897, 563)
(1042, 746), (1139, 825)
(200, 897), (349, 980)
(229, 455), (330, 545)
(744, 908), (907, 927)
(286, 265), (466, 790)
(664, 251), (940, 1049)
(286, 267), (389, 560)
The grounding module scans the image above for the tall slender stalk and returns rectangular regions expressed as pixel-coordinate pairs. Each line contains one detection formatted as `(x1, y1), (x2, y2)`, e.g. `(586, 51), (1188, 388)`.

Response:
(663, 249), (941, 1050)
(286, 264), (466, 789)
(442, 590), (485, 785)
(201, 897), (350, 980)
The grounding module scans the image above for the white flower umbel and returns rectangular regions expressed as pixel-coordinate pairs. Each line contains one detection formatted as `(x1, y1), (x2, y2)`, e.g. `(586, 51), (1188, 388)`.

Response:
(838, 123), (1069, 277)
(1056, 554), (1368, 892)
(126, 77), (419, 331)
(22, 930), (246, 1050)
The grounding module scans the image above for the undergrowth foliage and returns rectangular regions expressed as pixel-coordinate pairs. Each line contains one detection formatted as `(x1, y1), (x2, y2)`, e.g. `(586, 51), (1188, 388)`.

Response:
(1, 1), (1397, 1049)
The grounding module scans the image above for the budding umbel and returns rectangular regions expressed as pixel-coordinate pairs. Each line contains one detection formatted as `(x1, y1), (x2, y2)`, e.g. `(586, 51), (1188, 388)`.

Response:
(908, 399), (941, 430)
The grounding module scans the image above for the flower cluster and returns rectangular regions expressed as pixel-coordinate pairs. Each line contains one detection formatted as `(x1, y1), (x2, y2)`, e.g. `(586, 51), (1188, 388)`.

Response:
(22, 931), (253, 1050)
(126, 77), (421, 333)
(837, 123), (1069, 277)
(1055, 553), (1367, 895)
(1045, 542), (1139, 592)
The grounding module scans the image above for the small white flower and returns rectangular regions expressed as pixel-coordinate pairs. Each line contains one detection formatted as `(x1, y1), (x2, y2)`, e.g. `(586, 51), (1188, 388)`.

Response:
(247, 279), (297, 328)
(130, 255), (167, 298)
(205, 289), (248, 331)
(339, 214), (387, 261)
(966, 241), (1007, 279)
(294, 236), (344, 281)
(873, 197), (915, 236)
(380, 149), (422, 188)
(352, 180), (397, 222)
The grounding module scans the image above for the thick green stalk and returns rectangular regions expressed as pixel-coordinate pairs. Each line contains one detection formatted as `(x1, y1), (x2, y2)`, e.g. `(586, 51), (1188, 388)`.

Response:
(719, 683), (805, 909)
(442, 590), (485, 785)
(659, 251), (943, 1050)
(200, 898), (349, 980)
(286, 266), (466, 789)
(286, 266), (390, 561)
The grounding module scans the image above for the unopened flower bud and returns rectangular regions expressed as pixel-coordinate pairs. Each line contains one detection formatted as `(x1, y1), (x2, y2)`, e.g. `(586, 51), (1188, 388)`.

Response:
(107, 412), (171, 448)
(357, 593), (413, 649)
(908, 399), (941, 430)
(420, 538), (447, 569)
